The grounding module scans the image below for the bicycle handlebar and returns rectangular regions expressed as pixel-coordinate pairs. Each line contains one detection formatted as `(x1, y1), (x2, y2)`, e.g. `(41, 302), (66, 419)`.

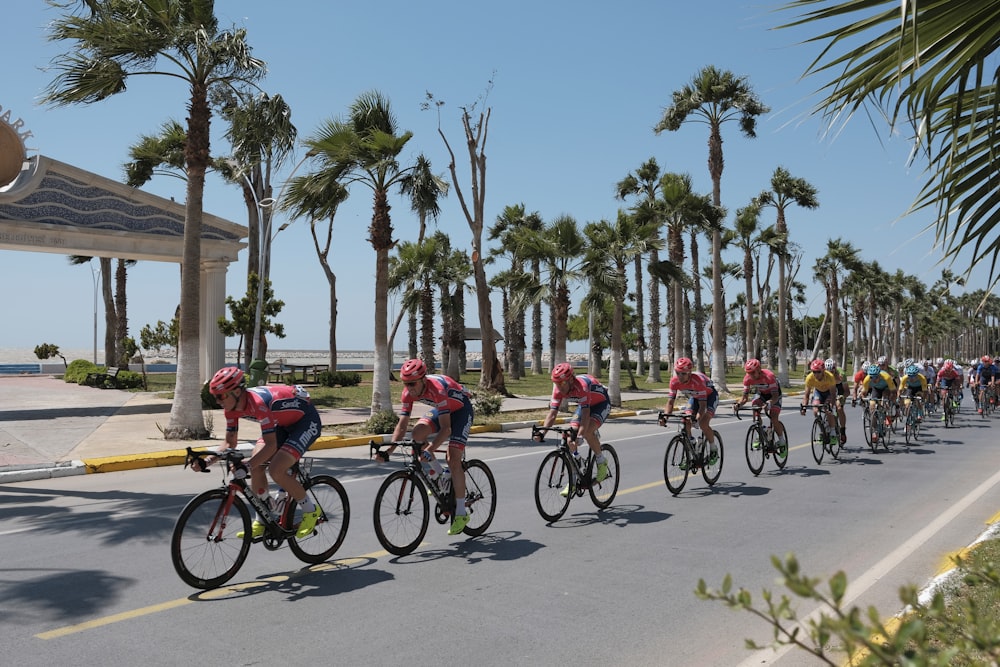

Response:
(531, 424), (577, 443)
(183, 446), (246, 475)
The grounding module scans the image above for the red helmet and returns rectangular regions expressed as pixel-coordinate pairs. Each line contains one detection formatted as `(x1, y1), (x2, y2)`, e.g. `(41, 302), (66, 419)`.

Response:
(399, 359), (427, 383)
(551, 362), (575, 383)
(744, 359), (761, 373)
(674, 357), (693, 373)
(943, 360), (955, 370)
(982, 355), (993, 364)
(809, 358), (825, 372)
(209, 366), (245, 395)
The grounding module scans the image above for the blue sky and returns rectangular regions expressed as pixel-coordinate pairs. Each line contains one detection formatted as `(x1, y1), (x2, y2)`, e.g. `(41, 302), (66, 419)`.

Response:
(0, 1), (987, 356)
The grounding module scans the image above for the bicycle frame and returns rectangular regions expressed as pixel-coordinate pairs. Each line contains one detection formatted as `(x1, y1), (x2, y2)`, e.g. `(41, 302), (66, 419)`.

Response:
(185, 447), (310, 543)
(531, 424), (595, 483)
(370, 440), (458, 512)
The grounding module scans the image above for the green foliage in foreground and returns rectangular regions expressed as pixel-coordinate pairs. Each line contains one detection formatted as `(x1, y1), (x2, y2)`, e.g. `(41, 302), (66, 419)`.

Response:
(697, 548), (1000, 665)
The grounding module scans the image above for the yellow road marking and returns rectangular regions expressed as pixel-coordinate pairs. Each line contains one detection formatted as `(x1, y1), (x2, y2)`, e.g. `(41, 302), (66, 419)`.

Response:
(35, 550), (388, 640)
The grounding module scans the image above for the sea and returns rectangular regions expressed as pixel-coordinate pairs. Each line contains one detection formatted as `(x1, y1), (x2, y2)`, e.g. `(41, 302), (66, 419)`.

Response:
(0, 347), (410, 368)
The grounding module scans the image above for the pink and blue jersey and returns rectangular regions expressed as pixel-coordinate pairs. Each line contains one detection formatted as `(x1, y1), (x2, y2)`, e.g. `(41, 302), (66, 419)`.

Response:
(400, 374), (474, 447)
(224, 384), (320, 458)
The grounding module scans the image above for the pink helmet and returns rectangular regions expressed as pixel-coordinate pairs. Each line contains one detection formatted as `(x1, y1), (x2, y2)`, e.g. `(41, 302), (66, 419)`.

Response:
(982, 355), (993, 364)
(551, 362), (575, 383)
(399, 358), (427, 382)
(209, 366), (245, 395)
(744, 359), (761, 373)
(809, 358), (825, 372)
(674, 357), (693, 373)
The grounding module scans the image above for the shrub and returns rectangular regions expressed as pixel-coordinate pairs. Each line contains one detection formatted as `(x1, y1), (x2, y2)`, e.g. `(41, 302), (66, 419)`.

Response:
(365, 409), (398, 434)
(65, 359), (98, 384)
(470, 388), (504, 417)
(318, 370), (361, 387)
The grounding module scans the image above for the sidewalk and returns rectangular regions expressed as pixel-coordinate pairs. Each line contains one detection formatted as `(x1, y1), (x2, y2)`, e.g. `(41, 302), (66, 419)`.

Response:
(0, 375), (668, 483)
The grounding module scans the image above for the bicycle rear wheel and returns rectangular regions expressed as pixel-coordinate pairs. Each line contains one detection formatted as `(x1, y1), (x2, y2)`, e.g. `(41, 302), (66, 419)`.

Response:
(373, 470), (429, 556)
(701, 431), (724, 486)
(745, 425), (765, 476)
(461, 459), (497, 536)
(589, 443), (620, 509)
(171, 489), (251, 590)
(811, 420), (825, 464)
(663, 436), (690, 495)
(535, 450), (574, 522)
(288, 475), (350, 564)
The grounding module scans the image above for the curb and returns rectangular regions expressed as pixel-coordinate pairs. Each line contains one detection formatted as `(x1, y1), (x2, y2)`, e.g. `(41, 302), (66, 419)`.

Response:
(0, 406), (670, 483)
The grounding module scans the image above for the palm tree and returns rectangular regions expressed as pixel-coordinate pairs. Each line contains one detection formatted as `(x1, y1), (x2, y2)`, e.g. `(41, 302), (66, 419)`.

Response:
(755, 167), (819, 386)
(813, 238), (861, 365)
(219, 91), (296, 362)
(302, 91), (415, 415)
(487, 204), (545, 377)
(584, 211), (663, 405)
(779, 0), (1000, 288)
(390, 155), (449, 360)
(656, 65), (770, 391)
(389, 234), (448, 371)
(280, 170), (350, 370)
(43, 0), (266, 439)
(69, 256), (115, 365)
(615, 157), (665, 378)
(519, 215), (588, 366)
(731, 203), (767, 362)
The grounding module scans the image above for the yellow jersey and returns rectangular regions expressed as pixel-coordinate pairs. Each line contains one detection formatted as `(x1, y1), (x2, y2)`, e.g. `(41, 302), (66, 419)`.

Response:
(804, 370), (839, 393)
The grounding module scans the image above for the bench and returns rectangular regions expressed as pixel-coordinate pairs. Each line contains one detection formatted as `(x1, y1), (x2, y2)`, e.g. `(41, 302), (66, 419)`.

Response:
(86, 366), (122, 389)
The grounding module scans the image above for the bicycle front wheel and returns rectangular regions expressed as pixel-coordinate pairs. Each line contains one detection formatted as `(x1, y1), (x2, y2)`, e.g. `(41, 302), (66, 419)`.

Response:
(171, 488), (251, 590)
(745, 425), (765, 476)
(663, 436), (690, 495)
(288, 475), (350, 564)
(811, 420), (825, 464)
(534, 450), (574, 522)
(373, 470), (429, 556)
(701, 431), (724, 485)
(461, 459), (497, 536)
(589, 443), (620, 509)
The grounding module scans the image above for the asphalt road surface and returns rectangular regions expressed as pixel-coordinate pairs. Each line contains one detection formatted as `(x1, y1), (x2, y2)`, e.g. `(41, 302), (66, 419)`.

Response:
(3, 403), (998, 666)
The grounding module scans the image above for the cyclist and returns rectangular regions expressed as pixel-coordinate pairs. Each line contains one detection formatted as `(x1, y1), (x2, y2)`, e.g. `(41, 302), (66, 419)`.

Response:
(800, 358), (840, 445)
(969, 355), (999, 414)
(937, 359), (963, 415)
(204, 366), (323, 540)
(851, 360), (871, 403)
(735, 358), (787, 448)
(659, 357), (720, 464)
(900, 364), (928, 423)
(877, 355), (902, 423)
(859, 364), (898, 442)
(374, 358), (474, 536)
(825, 358), (849, 444)
(535, 362), (612, 495)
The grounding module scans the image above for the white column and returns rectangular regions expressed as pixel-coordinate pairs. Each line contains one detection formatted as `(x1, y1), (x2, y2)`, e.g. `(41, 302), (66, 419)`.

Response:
(200, 260), (229, 380)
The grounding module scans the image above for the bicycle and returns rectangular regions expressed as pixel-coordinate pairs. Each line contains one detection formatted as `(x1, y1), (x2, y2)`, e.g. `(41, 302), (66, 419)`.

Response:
(801, 401), (841, 464)
(734, 404), (787, 475)
(531, 424), (621, 522)
(171, 447), (350, 590)
(860, 397), (893, 452)
(369, 440), (496, 556)
(658, 411), (724, 495)
(939, 387), (957, 427)
(902, 395), (924, 444)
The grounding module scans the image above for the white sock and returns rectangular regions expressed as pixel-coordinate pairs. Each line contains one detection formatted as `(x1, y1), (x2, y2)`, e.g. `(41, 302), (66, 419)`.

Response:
(455, 498), (467, 516)
(299, 497), (315, 513)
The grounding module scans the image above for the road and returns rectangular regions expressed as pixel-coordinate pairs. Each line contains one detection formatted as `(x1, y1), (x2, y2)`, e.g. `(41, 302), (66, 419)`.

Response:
(3, 405), (999, 666)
